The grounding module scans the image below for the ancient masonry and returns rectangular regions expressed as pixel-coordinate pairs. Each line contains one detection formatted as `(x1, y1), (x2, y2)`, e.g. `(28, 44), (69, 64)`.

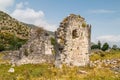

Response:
(9, 27), (54, 65)
(7, 14), (91, 67)
(55, 14), (91, 67)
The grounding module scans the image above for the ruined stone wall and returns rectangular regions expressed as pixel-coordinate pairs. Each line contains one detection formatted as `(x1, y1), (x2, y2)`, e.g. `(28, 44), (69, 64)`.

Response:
(11, 27), (54, 65)
(5, 14), (91, 67)
(55, 14), (91, 67)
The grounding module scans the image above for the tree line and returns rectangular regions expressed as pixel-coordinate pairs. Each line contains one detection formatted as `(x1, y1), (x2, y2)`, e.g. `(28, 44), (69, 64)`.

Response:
(91, 41), (119, 51)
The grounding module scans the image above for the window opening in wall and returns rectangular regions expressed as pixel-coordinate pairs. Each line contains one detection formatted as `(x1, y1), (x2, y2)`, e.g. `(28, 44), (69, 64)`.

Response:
(72, 29), (79, 39)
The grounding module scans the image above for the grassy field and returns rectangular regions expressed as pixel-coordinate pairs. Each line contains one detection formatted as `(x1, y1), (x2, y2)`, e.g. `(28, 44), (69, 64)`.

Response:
(0, 64), (120, 80)
(0, 50), (120, 80)
(90, 50), (120, 61)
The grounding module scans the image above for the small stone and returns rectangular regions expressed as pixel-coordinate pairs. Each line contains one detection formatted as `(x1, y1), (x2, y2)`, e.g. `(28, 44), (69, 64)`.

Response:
(77, 70), (88, 74)
(8, 68), (15, 73)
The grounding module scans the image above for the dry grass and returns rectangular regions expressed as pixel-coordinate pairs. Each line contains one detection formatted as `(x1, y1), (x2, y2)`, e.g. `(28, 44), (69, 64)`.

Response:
(0, 50), (120, 80)
(90, 50), (120, 61)
(0, 63), (119, 80)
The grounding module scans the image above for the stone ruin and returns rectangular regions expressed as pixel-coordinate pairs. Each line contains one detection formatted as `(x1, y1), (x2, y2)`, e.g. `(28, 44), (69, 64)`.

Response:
(5, 14), (91, 67)
(6, 27), (54, 65)
(55, 14), (91, 67)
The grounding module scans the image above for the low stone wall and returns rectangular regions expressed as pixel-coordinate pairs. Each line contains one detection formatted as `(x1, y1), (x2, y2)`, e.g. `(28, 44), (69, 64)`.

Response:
(4, 28), (54, 65)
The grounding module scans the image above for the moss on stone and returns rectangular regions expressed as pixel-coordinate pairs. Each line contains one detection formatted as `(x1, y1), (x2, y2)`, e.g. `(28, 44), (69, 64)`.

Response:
(82, 22), (87, 28)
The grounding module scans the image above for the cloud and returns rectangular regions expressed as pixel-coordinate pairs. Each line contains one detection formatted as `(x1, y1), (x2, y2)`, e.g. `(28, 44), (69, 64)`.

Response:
(16, 2), (28, 9)
(11, 2), (57, 31)
(11, 8), (44, 23)
(89, 9), (116, 14)
(16, 2), (24, 9)
(0, 0), (15, 11)
(96, 35), (120, 42)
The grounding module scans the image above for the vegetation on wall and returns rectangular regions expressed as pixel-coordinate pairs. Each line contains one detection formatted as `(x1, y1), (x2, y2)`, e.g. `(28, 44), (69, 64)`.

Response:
(82, 22), (87, 28)
(50, 37), (56, 46)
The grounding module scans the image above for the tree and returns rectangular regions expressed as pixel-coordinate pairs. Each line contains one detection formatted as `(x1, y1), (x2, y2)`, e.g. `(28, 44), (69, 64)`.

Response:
(91, 41), (101, 50)
(102, 42), (109, 51)
(91, 44), (99, 49)
(98, 41), (101, 49)
(112, 45), (118, 50)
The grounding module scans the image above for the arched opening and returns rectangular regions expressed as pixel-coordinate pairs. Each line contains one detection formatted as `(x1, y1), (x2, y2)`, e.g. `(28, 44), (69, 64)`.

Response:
(72, 29), (79, 39)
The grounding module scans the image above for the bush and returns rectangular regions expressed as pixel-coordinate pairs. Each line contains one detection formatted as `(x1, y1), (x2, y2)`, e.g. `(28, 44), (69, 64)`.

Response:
(91, 45), (99, 49)
(100, 53), (105, 57)
(0, 32), (28, 51)
(102, 43), (109, 51)
(112, 45), (118, 50)
(0, 44), (5, 51)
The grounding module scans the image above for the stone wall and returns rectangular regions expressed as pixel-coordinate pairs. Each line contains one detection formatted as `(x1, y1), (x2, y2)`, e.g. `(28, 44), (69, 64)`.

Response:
(11, 27), (54, 65)
(4, 14), (91, 67)
(55, 14), (91, 67)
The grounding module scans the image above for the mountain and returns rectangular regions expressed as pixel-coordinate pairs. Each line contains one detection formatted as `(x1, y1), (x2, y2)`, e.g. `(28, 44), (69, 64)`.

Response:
(0, 11), (55, 51)
(0, 11), (30, 39)
(0, 11), (31, 51)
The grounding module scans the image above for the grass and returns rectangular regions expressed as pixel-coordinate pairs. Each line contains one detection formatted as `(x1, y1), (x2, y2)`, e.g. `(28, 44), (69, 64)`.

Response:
(90, 50), (120, 61)
(0, 63), (119, 80)
(84, 68), (120, 80)
(0, 50), (120, 80)
(0, 52), (10, 64)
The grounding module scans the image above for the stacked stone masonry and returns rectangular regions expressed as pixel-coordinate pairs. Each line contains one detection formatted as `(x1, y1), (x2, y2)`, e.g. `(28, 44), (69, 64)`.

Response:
(6, 14), (91, 67)
(55, 14), (91, 67)
(10, 28), (54, 65)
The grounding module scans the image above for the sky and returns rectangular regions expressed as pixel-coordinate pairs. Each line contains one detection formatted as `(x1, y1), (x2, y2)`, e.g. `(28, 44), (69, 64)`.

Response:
(0, 0), (120, 46)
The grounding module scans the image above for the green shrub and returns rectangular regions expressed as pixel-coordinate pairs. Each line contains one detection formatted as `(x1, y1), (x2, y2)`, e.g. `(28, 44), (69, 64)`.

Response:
(91, 45), (99, 49)
(102, 43), (109, 51)
(0, 32), (28, 51)
(51, 37), (56, 46)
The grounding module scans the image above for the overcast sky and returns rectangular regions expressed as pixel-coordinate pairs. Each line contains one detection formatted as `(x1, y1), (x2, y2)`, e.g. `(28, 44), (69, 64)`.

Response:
(0, 0), (120, 46)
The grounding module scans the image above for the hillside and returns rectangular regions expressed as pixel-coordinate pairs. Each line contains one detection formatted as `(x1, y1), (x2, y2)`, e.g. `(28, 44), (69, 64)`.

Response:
(0, 11), (31, 51)
(0, 11), (55, 51)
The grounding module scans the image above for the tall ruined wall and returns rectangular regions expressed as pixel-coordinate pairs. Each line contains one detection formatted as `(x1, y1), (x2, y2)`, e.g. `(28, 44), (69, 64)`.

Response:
(55, 14), (91, 67)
